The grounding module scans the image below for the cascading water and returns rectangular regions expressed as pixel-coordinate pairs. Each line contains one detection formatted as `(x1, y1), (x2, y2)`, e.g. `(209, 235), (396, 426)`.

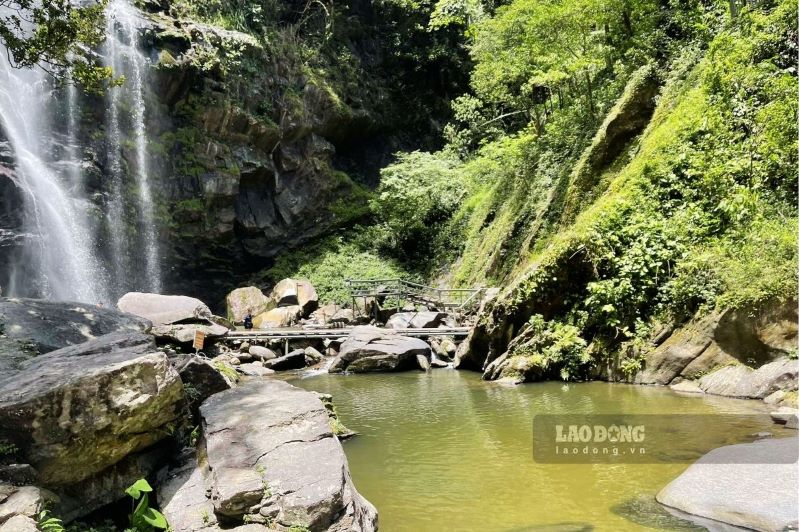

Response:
(0, 0), (163, 302)
(0, 50), (111, 302)
(103, 0), (162, 294)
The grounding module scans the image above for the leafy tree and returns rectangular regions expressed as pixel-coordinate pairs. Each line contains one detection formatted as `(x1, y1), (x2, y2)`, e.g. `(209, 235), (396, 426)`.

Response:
(0, 0), (112, 90)
(372, 151), (464, 266)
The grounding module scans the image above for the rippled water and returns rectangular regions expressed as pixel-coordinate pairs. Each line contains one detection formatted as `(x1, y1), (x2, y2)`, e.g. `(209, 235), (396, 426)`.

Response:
(292, 370), (790, 532)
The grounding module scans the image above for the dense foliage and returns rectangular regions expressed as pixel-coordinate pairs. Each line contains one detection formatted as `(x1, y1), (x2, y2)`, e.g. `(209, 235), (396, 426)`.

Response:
(0, 0), (112, 90)
(481, 0), (796, 380)
(357, 0), (797, 380)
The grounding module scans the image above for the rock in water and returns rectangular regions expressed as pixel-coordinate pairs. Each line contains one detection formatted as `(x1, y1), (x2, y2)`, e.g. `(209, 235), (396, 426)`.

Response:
(0, 297), (150, 356)
(0, 332), (184, 494)
(248, 345), (277, 361)
(770, 407), (799, 427)
(226, 286), (270, 324)
(330, 326), (431, 373)
(416, 354), (431, 371)
(198, 380), (377, 530)
(656, 437), (799, 531)
(262, 349), (307, 371)
(117, 292), (212, 326)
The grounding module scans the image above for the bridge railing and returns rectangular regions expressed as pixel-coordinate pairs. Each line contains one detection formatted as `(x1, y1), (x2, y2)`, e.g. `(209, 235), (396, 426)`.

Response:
(345, 278), (485, 312)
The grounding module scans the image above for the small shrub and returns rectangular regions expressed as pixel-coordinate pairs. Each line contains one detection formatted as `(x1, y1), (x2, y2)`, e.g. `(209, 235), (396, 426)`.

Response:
(125, 479), (169, 531)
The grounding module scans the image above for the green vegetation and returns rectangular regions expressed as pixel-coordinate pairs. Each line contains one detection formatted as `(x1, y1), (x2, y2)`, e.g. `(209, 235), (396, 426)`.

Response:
(353, 0), (797, 381)
(125, 479), (169, 531)
(0, 0), (114, 91)
(257, 235), (414, 304)
(0, 439), (18, 457)
(213, 360), (240, 382)
(37, 511), (66, 532)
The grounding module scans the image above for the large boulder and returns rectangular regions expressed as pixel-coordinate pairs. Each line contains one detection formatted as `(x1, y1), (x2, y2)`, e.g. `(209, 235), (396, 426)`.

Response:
(697, 358), (798, 399)
(262, 349), (307, 371)
(0, 332), (184, 518)
(0, 515), (37, 531)
(173, 355), (235, 418)
(385, 311), (447, 330)
(657, 437), (799, 531)
(268, 279), (318, 318)
(151, 322), (229, 343)
(0, 298), (151, 368)
(226, 287), (270, 324)
(270, 278), (299, 307)
(0, 485), (53, 525)
(174, 380), (378, 530)
(158, 453), (219, 531)
(308, 303), (341, 325)
(248, 345), (277, 361)
(117, 292), (212, 326)
(330, 326), (431, 373)
(295, 280), (319, 317)
(253, 306), (301, 328)
(636, 301), (798, 385)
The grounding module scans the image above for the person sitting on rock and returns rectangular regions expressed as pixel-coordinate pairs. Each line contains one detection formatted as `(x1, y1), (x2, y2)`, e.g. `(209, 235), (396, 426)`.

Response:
(244, 309), (254, 330)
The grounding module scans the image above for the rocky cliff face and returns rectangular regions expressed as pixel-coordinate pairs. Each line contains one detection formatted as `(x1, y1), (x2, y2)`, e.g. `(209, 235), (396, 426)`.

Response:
(0, 0), (463, 306)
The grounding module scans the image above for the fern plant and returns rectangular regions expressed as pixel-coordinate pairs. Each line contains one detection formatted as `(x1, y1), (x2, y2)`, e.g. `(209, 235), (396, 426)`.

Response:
(37, 510), (66, 532)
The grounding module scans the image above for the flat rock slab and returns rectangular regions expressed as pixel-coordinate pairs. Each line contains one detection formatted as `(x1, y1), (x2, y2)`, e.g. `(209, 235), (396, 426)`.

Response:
(200, 380), (377, 530)
(0, 297), (150, 355)
(669, 380), (704, 394)
(159, 454), (219, 531)
(698, 358), (799, 399)
(657, 437), (799, 531)
(237, 362), (275, 377)
(118, 292), (212, 326)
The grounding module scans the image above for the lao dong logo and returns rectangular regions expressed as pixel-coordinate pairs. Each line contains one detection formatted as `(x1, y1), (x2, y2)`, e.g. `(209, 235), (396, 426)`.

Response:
(553, 424), (645, 457)
(555, 424), (645, 443)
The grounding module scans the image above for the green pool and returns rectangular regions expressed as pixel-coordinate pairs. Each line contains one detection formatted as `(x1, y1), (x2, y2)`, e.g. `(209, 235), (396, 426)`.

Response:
(292, 370), (787, 531)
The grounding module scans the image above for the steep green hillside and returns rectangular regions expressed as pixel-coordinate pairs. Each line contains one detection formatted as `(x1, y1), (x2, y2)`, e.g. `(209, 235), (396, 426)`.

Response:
(452, 0), (798, 381)
(237, 0), (797, 343)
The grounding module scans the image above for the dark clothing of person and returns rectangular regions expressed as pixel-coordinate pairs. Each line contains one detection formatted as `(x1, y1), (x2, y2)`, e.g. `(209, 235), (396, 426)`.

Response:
(244, 313), (254, 330)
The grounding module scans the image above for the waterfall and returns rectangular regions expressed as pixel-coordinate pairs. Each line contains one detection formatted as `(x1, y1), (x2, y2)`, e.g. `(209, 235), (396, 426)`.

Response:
(0, 0), (163, 302)
(0, 53), (111, 302)
(104, 0), (162, 294)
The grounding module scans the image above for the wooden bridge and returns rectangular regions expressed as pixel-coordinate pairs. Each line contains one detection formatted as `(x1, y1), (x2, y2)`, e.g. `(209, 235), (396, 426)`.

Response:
(345, 278), (485, 315)
(226, 326), (470, 356)
(227, 326), (470, 342)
